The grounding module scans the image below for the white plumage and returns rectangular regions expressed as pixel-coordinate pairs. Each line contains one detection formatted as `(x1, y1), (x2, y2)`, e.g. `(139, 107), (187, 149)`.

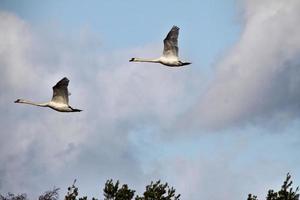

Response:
(14, 77), (82, 112)
(129, 26), (191, 67)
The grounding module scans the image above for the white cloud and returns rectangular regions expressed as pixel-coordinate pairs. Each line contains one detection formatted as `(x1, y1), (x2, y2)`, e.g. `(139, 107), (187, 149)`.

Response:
(0, 11), (195, 197)
(2, 0), (300, 198)
(185, 0), (300, 130)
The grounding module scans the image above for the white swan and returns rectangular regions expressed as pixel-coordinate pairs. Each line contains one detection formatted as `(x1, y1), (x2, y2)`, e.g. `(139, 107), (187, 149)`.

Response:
(129, 26), (191, 67)
(14, 77), (82, 112)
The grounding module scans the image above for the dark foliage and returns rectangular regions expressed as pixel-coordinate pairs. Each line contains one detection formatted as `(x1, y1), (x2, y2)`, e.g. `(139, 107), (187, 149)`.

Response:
(103, 179), (135, 200)
(4, 174), (297, 200)
(38, 188), (59, 200)
(248, 173), (299, 200)
(135, 180), (180, 200)
(63, 179), (180, 200)
(248, 194), (258, 200)
(0, 193), (27, 200)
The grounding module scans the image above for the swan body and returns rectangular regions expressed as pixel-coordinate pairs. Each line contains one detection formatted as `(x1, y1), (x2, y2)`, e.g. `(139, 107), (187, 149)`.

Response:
(129, 26), (191, 67)
(14, 77), (82, 112)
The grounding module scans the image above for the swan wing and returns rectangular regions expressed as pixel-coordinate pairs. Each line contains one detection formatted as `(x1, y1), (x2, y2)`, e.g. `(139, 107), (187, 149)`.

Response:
(51, 77), (69, 104)
(163, 26), (179, 58)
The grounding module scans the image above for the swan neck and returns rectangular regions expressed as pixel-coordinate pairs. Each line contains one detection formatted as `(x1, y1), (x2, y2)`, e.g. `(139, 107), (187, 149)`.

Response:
(133, 58), (160, 63)
(18, 99), (48, 107)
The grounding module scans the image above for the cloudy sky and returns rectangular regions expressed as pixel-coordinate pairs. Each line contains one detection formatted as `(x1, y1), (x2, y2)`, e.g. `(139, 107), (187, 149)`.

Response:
(0, 0), (300, 199)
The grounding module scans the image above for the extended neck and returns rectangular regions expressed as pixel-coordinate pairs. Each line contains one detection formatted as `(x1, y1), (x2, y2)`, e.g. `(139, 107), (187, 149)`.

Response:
(15, 99), (49, 107)
(130, 57), (160, 63)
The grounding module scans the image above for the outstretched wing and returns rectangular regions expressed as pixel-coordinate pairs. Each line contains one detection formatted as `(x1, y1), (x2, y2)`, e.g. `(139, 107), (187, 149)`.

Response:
(163, 26), (179, 58)
(51, 77), (69, 104)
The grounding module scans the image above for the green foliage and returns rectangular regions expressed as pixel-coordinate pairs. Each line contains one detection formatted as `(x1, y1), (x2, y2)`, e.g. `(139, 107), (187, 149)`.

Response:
(0, 193), (27, 200)
(103, 179), (135, 200)
(65, 180), (82, 200)
(1, 173), (298, 200)
(247, 194), (258, 200)
(103, 179), (180, 200)
(135, 180), (180, 200)
(248, 173), (299, 200)
(64, 179), (180, 200)
(39, 188), (59, 200)
(266, 173), (299, 200)
(103, 179), (119, 200)
(64, 179), (92, 200)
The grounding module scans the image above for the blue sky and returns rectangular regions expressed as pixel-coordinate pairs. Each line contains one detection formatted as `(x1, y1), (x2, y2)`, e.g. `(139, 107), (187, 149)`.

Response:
(0, 0), (300, 200)
(0, 0), (240, 66)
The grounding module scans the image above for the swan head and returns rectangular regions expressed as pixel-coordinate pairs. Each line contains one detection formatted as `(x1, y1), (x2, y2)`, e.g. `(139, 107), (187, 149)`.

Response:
(180, 62), (192, 66)
(14, 99), (24, 103)
(68, 105), (82, 112)
(72, 108), (82, 112)
(129, 58), (135, 62)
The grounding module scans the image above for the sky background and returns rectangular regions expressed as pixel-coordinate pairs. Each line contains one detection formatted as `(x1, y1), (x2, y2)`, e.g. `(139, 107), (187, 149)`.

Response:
(0, 0), (300, 199)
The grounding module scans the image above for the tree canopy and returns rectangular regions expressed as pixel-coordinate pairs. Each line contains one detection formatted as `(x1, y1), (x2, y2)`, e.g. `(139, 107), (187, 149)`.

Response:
(0, 173), (298, 200)
(248, 173), (299, 200)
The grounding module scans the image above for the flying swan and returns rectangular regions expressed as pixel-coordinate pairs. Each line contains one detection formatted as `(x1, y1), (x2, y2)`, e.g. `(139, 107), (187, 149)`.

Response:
(14, 77), (82, 112)
(129, 25), (191, 67)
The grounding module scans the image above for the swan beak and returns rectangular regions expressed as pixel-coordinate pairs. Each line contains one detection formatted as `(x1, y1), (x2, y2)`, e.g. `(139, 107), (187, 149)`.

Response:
(14, 99), (20, 103)
(182, 62), (192, 66)
(129, 58), (135, 62)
